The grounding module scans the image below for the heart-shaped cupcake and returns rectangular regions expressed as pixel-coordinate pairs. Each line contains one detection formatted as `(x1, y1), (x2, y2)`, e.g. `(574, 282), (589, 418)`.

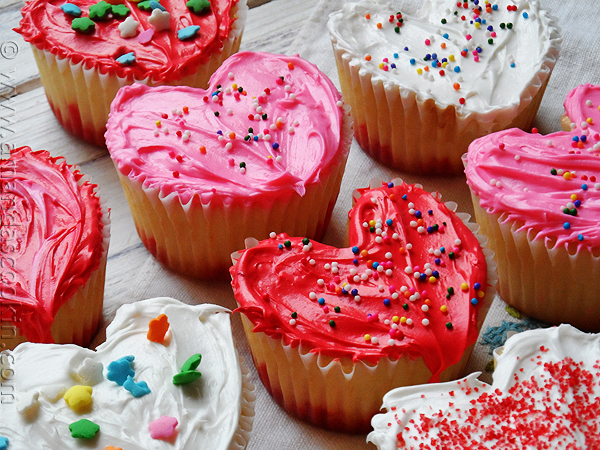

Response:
(0, 146), (109, 349)
(368, 325), (600, 449)
(0, 298), (254, 449)
(328, 0), (560, 173)
(106, 51), (351, 278)
(465, 83), (600, 330)
(231, 179), (494, 432)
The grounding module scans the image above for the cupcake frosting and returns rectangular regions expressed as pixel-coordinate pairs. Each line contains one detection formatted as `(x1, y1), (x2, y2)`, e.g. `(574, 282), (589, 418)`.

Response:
(15, 0), (242, 82)
(328, 0), (560, 114)
(465, 83), (600, 251)
(0, 146), (106, 343)
(231, 181), (489, 381)
(106, 51), (347, 205)
(368, 325), (600, 449)
(0, 298), (253, 449)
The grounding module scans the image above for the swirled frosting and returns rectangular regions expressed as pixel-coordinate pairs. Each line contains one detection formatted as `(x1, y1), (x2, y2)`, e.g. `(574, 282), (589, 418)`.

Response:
(0, 298), (254, 449)
(0, 146), (106, 343)
(328, 0), (560, 113)
(15, 0), (241, 82)
(368, 325), (600, 449)
(231, 181), (488, 381)
(465, 83), (600, 251)
(106, 51), (347, 205)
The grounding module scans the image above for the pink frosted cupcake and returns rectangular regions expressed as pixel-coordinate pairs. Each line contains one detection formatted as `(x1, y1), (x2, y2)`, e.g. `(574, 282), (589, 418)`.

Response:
(231, 179), (495, 433)
(0, 146), (110, 350)
(106, 51), (352, 279)
(465, 83), (600, 331)
(15, 0), (247, 146)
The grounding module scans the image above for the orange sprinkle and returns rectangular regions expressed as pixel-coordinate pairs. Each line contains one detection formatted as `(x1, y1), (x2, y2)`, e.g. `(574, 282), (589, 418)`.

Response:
(365, 54), (372, 61)
(377, 22), (382, 29)
(453, 82), (461, 90)
(106, 447), (123, 450)
(399, 247), (406, 254)
(335, 286), (343, 295)
(425, 299), (432, 306)
(361, 249), (369, 257)
(578, 141), (585, 149)
(441, 43), (447, 49)
(404, 291), (411, 298)
(229, 132), (236, 139)
(183, 106), (189, 114)
(147, 314), (169, 343)
(365, 13), (371, 19)
(417, 218), (424, 226)
(199, 146), (207, 154)
(389, 193), (395, 200)
(367, 260), (373, 268)
(424, 66), (430, 72)
(288, 62), (294, 70)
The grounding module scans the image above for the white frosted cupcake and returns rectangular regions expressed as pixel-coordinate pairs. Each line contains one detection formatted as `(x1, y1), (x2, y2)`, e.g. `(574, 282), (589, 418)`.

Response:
(231, 179), (495, 433)
(15, 0), (247, 146)
(106, 51), (351, 279)
(328, 0), (560, 174)
(0, 297), (255, 449)
(465, 83), (600, 331)
(369, 325), (599, 449)
(0, 146), (110, 351)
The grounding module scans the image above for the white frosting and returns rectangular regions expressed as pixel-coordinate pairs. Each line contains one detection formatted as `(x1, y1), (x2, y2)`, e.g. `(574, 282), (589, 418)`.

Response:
(0, 298), (254, 450)
(368, 325), (600, 449)
(328, 0), (560, 113)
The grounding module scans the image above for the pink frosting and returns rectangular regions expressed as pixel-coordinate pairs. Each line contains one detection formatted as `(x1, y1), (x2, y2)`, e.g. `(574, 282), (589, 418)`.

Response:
(232, 182), (488, 382)
(0, 147), (105, 343)
(106, 51), (346, 206)
(465, 83), (600, 251)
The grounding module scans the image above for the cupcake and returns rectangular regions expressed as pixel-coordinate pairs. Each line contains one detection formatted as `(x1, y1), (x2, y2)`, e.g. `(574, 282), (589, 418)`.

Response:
(14, 0), (247, 146)
(465, 83), (600, 332)
(0, 146), (110, 351)
(106, 51), (352, 279)
(230, 179), (495, 433)
(368, 324), (599, 449)
(0, 297), (255, 449)
(327, 0), (561, 174)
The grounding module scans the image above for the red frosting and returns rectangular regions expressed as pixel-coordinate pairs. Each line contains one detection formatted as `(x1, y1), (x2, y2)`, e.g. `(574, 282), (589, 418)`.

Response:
(0, 147), (106, 343)
(231, 181), (488, 381)
(15, 0), (239, 82)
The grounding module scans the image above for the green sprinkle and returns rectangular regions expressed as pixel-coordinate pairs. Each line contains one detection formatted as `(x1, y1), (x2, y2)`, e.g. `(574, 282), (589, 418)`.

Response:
(71, 17), (95, 34)
(507, 22), (513, 29)
(488, 38), (493, 44)
(181, 354), (202, 372)
(284, 240), (291, 248)
(500, 22), (506, 29)
(334, 306), (341, 313)
(402, 303), (409, 310)
(291, 312), (297, 319)
(186, 0), (210, 14)
(447, 287), (455, 295)
(173, 370), (202, 385)
(111, 4), (130, 18)
(448, 252), (455, 260)
(261, 113), (268, 120)
(69, 419), (100, 439)
(239, 162), (246, 168)
(329, 320), (336, 327)
(302, 238), (309, 245)
(551, 168), (557, 175)
(445, 322), (453, 330)
(214, 111), (219, 116)
(441, 18), (447, 24)
(89, 0), (111, 20)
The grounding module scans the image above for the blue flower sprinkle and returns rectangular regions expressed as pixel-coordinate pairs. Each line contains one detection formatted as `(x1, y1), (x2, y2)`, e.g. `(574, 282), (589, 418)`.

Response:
(61, 3), (82, 16)
(116, 52), (135, 65)
(149, 0), (165, 10)
(178, 25), (200, 41)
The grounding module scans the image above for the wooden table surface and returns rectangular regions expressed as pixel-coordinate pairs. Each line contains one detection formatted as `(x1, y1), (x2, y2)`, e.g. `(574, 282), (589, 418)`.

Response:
(0, 0), (318, 313)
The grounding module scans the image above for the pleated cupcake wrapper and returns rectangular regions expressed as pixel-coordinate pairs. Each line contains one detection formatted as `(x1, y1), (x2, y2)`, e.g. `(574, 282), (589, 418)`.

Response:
(235, 178), (497, 433)
(118, 105), (352, 279)
(3, 165), (111, 350)
(232, 353), (256, 450)
(329, 16), (560, 175)
(469, 191), (600, 332)
(30, 0), (248, 146)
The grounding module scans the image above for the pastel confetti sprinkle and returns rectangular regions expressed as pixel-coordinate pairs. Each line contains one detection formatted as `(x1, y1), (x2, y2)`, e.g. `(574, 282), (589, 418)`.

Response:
(72, 358), (104, 386)
(149, 0), (166, 10)
(111, 4), (130, 18)
(61, 3), (81, 16)
(173, 353), (202, 385)
(123, 375), (152, 398)
(71, 17), (95, 34)
(69, 419), (100, 439)
(138, 28), (154, 44)
(148, 8), (171, 31)
(107, 356), (135, 386)
(149, 416), (178, 440)
(116, 52), (136, 65)
(178, 25), (200, 41)
(16, 391), (39, 414)
(0, 437), (7, 450)
(64, 385), (93, 412)
(187, 0), (210, 14)
(147, 313), (170, 343)
(118, 16), (140, 38)
(89, 1), (112, 21)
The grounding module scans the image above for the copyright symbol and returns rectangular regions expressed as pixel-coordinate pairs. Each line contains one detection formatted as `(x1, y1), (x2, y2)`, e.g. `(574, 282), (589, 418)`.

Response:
(0, 42), (19, 60)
